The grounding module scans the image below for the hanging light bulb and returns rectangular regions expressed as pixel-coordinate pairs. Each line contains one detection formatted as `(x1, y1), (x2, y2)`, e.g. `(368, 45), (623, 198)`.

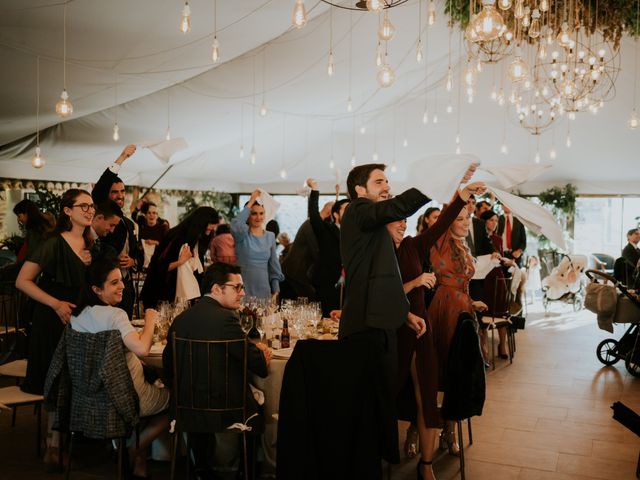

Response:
(280, 168), (287, 179)
(538, 42), (548, 59)
(433, 113), (439, 124)
(347, 96), (353, 112)
(375, 42), (383, 67)
(416, 39), (423, 63)
(529, 9), (541, 38)
(260, 101), (267, 117)
(565, 134), (572, 147)
(360, 125), (366, 134)
(403, 138), (408, 147)
(351, 153), (356, 166)
(292, 0), (308, 28)
(446, 103), (453, 113)
(327, 52), (335, 77)
(366, 0), (384, 13)
(378, 12), (396, 41)
(498, 0), (511, 10)
(522, 7), (531, 27)
(32, 146), (45, 169)
(549, 148), (557, 159)
(508, 49), (529, 82)
(500, 143), (508, 154)
(180, 1), (191, 34)
(390, 162), (397, 173)
(568, 112), (576, 120)
(464, 63), (477, 86)
(514, 0), (525, 19)
(212, 37), (220, 63)
(55, 89), (73, 118)
(557, 22), (571, 47)
(628, 109), (640, 129)
(112, 123), (120, 142)
(329, 158), (335, 169)
(372, 151), (379, 161)
(445, 67), (453, 92)
(428, 0), (436, 25)
(534, 151), (540, 163)
(422, 109), (429, 124)
(539, 0), (549, 12)
(490, 85), (498, 101)
(455, 132), (460, 145)
(165, 127), (171, 141)
(377, 63), (396, 88)
(474, 0), (506, 42)
(250, 145), (256, 164)
(239, 145), (245, 159)
(455, 145), (461, 154)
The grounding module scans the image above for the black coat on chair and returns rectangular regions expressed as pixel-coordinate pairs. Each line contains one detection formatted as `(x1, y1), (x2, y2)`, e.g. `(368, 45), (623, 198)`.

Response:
(442, 312), (486, 421)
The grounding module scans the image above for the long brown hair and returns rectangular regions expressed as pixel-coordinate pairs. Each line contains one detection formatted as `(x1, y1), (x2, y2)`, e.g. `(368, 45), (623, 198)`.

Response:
(53, 188), (93, 247)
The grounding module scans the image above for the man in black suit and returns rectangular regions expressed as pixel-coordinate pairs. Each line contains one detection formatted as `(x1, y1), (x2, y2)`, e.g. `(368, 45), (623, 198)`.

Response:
(622, 228), (640, 270)
(306, 178), (349, 317)
(465, 197), (494, 258)
(163, 263), (269, 477)
(92, 145), (144, 319)
(497, 204), (527, 267)
(89, 201), (123, 259)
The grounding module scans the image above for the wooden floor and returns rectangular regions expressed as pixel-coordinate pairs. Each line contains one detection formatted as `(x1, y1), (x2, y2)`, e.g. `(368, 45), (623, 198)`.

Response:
(393, 300), (640, 480)
(1, 300), (639, 479)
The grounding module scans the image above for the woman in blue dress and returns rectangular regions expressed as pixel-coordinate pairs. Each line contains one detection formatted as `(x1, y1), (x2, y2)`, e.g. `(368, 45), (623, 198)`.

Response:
(231, 190), (284, 300)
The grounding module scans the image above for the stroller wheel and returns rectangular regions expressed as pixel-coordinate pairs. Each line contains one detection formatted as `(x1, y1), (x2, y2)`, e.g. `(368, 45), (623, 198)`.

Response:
(596, 338), (620, 366)
(625, 355), (640, 378)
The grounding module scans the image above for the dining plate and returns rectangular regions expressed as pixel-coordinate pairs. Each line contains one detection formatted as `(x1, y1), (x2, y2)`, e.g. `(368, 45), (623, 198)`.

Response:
(271, 347), (293, 359)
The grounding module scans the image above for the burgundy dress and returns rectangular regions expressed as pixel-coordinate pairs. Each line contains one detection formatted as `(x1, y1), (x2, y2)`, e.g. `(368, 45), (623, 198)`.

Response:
(483, 233), (509, 314)
(428, 230), (475, 391)
(396, 195), (466, 428)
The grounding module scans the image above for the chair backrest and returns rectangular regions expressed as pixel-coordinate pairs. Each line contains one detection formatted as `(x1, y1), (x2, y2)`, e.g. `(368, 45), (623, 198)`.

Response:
(486, 276), (513, 319)
(592, 253), (615, 271)
(171, 333), (248, 433)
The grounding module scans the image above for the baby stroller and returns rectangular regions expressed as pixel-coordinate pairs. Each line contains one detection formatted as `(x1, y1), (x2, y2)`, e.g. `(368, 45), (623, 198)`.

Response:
(585, 269), (640, 377)
(541, 254), (588, 312)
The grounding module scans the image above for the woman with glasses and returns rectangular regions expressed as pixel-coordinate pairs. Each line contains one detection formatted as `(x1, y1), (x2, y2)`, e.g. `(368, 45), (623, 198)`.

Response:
(231, 190), (284, 300)
(15, 189), (94, 469)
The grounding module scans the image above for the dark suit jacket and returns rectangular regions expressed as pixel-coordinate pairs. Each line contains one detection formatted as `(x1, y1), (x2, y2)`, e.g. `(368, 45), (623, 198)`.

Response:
(339, 188), (430, 339)
(497, 214), (526, 253)
(308, 190), (341, 289)
(622, 243), (640, 270)
(162, 296), (267, 433)
(281, 220), (319, 298)
(466, 217), (495, 257)
(92, 167), (143, 271)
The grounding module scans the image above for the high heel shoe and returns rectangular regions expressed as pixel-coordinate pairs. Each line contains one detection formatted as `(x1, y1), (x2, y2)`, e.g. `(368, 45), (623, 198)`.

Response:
(439, 430), (460, 457)
(416, 459), (435, 480)
(404, 423), (419, 458)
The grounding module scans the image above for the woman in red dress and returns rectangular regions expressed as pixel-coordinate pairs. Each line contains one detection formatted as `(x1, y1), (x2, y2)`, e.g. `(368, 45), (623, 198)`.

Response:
(390, 181), (486, 480)
(427, 202), (488, 477)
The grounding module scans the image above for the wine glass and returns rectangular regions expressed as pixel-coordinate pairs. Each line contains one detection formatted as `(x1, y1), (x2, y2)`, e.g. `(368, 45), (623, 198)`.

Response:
(240, 312), (253, 335)
(255, 316), (265, 342)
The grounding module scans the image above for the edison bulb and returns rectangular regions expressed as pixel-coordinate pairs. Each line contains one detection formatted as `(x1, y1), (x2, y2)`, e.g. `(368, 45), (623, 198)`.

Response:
(212, 37), (220, 63)
(534, 151), (540, 163)
(279, 168), (287, 179)
(403, 138), (408, 147)
(239, 145), (245, 159)
(377, 64), (396, 88)
(327, 52), (335, 77)
(455, 145), (461, 154)
(55, 89), (73, 118)
(464, 65), (477, 86)
(557, 22), (571, 47)
(565, 135), (572, 148)
(390, 163), (397, 173)
(446, 103), (453, 113)
(375, 43), (383, 67)
(250, 146), (256, 164)
(428, 1), (436, 25)
(165, 127), (171, 141)
(32, 146), (45, 169)
(498, 0), (511, 10)
(378, 13), (395, 41)
(422, 110), (428, 124)
(112, 123), (120, 141)
(329, 158), (335, 169)
(180, 2), (191, 34)
(474, 0), (506, 42)
(416, 40), (423, 63)
(540, 0), (549, 12)
(351, 153), (356, 166)
(445, 68), (453, 92)
(500, 143), (508, 154)
(508, 50), (529, 82)
(514, 0), (525, 18)
(549, 148), (557, 159)
(372, 151), (379, 162)
(433, 113), (439, 124)
(529, 9), (541, 38)
(628, 110), (640, 129)
(367, 0), (384, 13)
(347, 97), (353, 112)
(292, 0), (308, 28)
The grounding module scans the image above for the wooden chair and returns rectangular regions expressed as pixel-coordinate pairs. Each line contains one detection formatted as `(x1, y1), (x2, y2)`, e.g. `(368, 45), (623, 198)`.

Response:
(0, 385), (43, 456)
(169, 334), (254, 480)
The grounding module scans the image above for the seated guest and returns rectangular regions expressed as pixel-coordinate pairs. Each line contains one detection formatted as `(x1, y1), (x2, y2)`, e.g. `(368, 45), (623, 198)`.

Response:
(209, 223), (237, 264)
(70, 257), (169, 478)
(163, 262), (270, 477)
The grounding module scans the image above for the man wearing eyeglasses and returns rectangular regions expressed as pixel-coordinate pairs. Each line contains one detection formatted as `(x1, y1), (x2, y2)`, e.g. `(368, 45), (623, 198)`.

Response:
(163, 262), (270, 478)
(92, 145), (144, 319)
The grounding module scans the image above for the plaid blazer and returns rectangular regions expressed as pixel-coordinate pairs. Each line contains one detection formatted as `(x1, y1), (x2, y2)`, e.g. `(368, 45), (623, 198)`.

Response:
(44, 327), (139, 439)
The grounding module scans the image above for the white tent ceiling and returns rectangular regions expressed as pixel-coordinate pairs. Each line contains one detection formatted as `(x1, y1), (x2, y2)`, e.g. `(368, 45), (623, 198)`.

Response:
(1, 0), (639, 195)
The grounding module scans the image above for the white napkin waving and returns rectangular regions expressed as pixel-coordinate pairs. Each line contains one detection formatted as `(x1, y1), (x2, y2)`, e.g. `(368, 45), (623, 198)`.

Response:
(409, 154), (478, 203)
(256, 189), (281, 224)
(139, 138), (188, 164)
(472, 254), (501, 280)
(175, 243), (203, 301)
(481, 164), (551, 190)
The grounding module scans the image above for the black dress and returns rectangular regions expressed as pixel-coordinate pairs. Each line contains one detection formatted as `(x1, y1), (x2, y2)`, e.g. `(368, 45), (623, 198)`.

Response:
(21, 235), (86, 395)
